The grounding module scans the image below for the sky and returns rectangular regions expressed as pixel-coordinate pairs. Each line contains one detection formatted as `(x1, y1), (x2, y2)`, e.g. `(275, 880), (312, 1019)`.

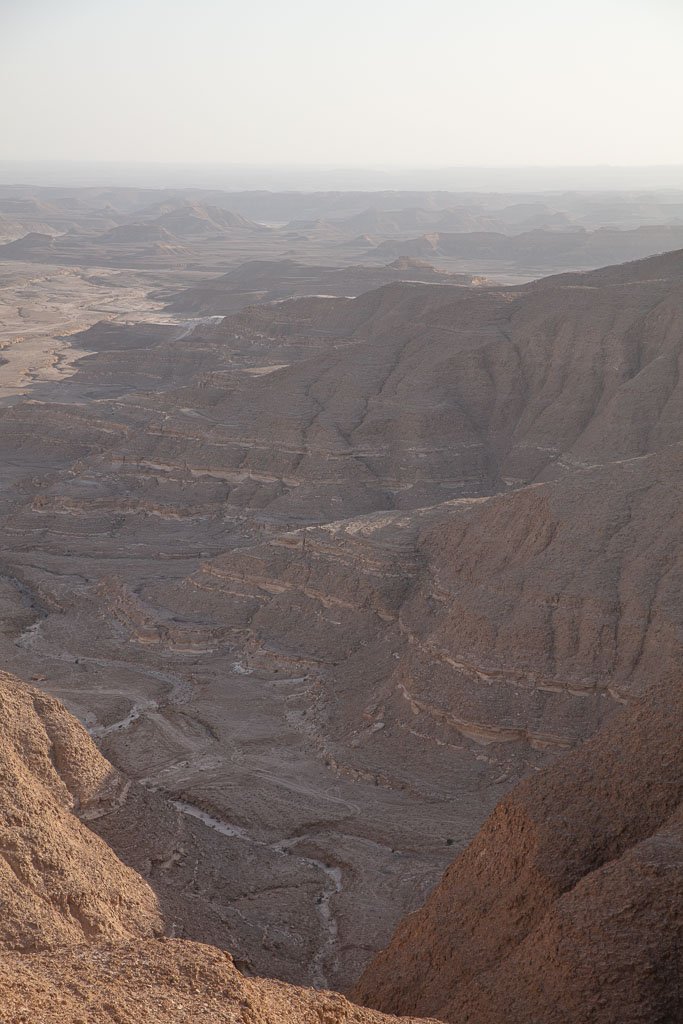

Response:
(1, 0), (682, 169)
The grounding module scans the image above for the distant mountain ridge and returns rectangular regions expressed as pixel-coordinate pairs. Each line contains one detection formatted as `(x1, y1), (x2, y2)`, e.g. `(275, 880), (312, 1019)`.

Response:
(373, 223), (683, 268)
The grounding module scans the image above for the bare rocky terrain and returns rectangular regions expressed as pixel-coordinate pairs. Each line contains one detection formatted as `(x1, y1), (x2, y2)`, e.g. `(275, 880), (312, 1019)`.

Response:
(0, 184), (681, 1021)
(373, 223), (683, 271)
(0, 670), (434, 1024)
(2, 184), (683, 281)
(162, 257), (481, 315)
(355, 673), (682, 1023)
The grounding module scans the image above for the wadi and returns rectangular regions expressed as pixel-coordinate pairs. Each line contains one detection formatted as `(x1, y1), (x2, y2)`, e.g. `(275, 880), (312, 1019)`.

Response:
(0, 168), (680, 1023)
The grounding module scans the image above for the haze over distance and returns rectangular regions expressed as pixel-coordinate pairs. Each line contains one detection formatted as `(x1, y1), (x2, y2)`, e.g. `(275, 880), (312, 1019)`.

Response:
(2, 0), (683, 172)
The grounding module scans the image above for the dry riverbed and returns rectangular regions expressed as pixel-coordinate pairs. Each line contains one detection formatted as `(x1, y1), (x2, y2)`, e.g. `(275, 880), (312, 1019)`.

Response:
(0, 262), (179, 403)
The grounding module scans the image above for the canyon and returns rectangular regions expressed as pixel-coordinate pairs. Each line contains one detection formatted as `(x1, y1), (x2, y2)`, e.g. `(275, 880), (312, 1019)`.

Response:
(0, 184), (680, 1022)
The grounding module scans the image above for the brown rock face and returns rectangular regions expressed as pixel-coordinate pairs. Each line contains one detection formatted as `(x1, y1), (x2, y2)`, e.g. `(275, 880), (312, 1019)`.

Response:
(0, 939), (433, 1024)
(354, 679), (683, 1023)
(0, 671), (163, 950)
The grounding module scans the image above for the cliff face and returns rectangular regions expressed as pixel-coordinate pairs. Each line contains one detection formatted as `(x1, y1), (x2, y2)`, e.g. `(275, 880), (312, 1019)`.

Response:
(137, 443), (681, 780)
(354, 677), (683, 1023)
(184, 258), (683, 515)
(394, 446), (683, 741)
(3, 248), (682, 538)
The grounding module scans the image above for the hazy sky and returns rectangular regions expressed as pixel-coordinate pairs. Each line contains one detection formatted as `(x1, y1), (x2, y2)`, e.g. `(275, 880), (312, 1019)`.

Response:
(2, 0), (682, 167)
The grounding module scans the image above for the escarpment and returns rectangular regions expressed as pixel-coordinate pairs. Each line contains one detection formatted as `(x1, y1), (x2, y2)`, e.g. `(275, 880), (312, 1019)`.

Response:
(3, 249), (682, 550)
(128, 443), (682, 777)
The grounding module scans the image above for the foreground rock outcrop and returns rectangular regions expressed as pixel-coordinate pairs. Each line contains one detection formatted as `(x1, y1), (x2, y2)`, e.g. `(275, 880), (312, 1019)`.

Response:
(0, 672), (162, 951)
(1, 654), (680, 1023)
(1, 939), (432, 1024)
(354, 679), (683, 1023)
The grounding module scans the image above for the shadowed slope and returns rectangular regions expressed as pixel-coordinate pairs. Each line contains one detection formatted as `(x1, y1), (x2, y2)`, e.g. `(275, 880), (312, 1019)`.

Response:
(354, 676), (683, 1023)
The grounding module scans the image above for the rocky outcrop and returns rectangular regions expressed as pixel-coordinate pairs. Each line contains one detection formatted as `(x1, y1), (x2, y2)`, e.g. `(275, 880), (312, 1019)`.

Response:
(151, 202), (268, 238)
(0, 671), (163, 950)
(354, 678), (683, 1023)
(0, 232), (57, 257)
(134, 443), (682, 772)
(0, 939), (433, 1024)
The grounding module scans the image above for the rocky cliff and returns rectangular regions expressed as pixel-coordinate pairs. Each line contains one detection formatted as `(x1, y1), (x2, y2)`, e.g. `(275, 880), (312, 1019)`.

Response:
(354, 676), (682, 1023)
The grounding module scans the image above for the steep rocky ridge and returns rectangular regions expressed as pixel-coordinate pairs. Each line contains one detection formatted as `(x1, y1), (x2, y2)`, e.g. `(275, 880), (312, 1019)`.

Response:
(150, 202), (267, 237)
(374, 224), (683, 270)
(354, 676), (682, 1023)
(69, 246), (683, 527)
(125, 444), (682, 790)
(0, 232), (57, 258)
(0, 671), (162, 950)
